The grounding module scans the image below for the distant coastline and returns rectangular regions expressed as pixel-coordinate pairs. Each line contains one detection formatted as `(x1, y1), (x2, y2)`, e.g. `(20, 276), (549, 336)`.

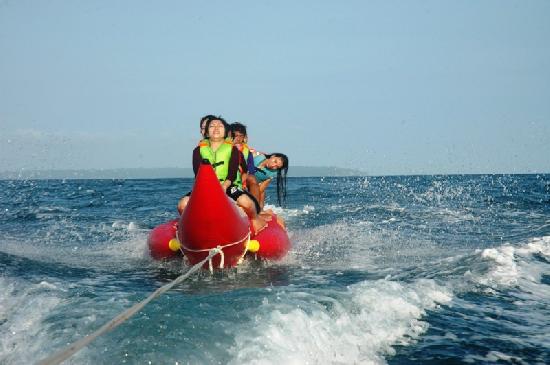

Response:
(0, 166), (366, 180)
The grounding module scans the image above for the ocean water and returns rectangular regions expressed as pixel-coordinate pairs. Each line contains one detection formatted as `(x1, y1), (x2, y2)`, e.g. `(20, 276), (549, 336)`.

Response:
(1, 174), (549, 364)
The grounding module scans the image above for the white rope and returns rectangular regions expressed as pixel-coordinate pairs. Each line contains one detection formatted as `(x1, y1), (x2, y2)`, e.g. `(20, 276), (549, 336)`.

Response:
(37, 247), (222, 365)
(176, 229), (251, 271)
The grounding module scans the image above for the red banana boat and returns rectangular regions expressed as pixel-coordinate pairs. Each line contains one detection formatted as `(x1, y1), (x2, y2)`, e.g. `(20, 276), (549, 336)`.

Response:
(147, 162), (291, 269)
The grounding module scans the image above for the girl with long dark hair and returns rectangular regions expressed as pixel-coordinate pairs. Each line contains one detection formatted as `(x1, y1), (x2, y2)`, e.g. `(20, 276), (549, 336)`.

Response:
(253, 152), (289, 208)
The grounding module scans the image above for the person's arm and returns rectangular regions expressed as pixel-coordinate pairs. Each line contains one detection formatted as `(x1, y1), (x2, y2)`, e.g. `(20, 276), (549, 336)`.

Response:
(246, 152), (255, 175)
(221, 180), (231, 191)
(246, 174), (260, 202)
(192, 147), (201, 176)
(258, 178), (272, 192)
(239, 151), (248, 173)
(238, 150), (249, 189)
(258, 179), (271, 209)
(223, 146), (239, 187)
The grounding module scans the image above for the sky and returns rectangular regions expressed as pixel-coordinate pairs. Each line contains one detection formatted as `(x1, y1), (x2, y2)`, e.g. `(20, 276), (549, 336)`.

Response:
(1, 0), (549, 175)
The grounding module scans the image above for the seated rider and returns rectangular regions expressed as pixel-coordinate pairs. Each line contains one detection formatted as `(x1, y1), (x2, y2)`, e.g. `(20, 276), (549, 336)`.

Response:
(199, 114), (216, 138)
(229, 122), (260, 203)
(253, 152), (289, 209)
(178, 117), (266, 233)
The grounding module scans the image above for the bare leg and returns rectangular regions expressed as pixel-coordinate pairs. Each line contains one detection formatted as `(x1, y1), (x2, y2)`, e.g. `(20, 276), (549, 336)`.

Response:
(257, 179), (271, 210)
(236, 194), (267, 234)
(246, 175), (260, 203)
(259, 190), (265, 210)
(275, 215), (286, 229)
(177, 196), (189, 215)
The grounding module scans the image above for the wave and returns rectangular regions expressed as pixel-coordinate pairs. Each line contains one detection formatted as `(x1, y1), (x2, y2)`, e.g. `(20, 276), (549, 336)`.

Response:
(470, 236), (550, 292)
(0, 228), (153, 273)
(228, 279), (452, 364)
(0, 277), (63, 365)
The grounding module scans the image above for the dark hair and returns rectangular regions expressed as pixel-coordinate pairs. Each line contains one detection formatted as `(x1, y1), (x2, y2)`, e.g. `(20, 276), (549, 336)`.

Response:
(204, 116), (229, 138)
(230, 122), (247, 137)
(265, 153), (289, 207)
(200, 115), (216, 128)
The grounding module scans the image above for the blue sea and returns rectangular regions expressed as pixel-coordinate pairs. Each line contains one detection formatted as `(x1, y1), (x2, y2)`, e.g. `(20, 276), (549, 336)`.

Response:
(1, 174), (549, 364)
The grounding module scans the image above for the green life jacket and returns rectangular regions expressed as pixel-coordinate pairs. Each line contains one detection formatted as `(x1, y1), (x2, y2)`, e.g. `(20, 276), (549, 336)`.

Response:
(199, 139), (242, 188)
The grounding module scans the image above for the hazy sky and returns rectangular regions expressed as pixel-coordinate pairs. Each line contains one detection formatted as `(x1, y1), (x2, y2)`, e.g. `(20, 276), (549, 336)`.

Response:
(1, 1), (549, 175)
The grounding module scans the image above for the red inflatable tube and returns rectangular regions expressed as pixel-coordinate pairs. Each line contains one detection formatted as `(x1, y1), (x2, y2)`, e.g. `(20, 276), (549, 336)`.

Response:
(147, 219), (179, 260)
(251, 214), (291, 260)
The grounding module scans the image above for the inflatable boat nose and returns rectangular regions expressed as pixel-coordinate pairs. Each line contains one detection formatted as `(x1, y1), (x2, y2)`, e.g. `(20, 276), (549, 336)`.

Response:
(177, 163), (250, 268)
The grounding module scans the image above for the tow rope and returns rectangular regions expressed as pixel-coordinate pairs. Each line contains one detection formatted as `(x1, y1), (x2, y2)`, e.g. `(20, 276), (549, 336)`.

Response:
(37, 247), (223, 365)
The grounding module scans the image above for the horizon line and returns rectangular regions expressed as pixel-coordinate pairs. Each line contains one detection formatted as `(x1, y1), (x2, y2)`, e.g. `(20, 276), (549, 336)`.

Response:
(0, 166), (548, 181)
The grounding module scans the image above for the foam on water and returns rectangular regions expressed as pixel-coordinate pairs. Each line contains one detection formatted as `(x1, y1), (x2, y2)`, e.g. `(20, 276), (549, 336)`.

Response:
(473, 236), (550, 290)
(111, 220), (143, 231)
(428, 236), (550, 364)
(0, 262), (154, 364)
(464, 351), (529, 365)
(264, 203), (315, 218)
(229, 279), (452, 364)
(289, 221), (444, 272)
(0, 277), (63, 364)
(0, 229), (153, 272)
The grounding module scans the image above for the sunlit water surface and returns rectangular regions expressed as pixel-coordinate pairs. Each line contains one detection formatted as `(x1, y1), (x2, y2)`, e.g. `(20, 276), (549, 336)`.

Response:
(1, 175), (549, 364)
